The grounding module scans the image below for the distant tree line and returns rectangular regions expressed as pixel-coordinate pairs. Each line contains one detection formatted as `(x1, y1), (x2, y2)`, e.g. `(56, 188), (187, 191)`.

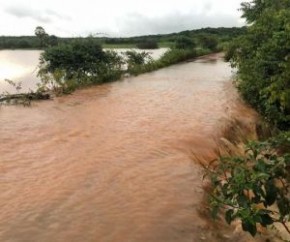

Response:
(0, 27), (245, 50)
(103, 27), (245, 45)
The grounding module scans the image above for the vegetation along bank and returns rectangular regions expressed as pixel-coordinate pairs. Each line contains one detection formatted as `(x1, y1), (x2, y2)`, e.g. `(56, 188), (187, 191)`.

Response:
(208, 0), (290, 239)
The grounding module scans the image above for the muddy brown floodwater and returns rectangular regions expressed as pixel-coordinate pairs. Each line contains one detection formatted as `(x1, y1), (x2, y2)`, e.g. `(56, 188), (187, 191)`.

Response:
(0, 54), (260, 242)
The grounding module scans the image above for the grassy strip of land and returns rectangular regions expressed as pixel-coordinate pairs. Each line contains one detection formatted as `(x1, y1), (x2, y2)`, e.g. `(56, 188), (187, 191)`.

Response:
(126, 48), (211, 76)
(0, 36), (218, 104)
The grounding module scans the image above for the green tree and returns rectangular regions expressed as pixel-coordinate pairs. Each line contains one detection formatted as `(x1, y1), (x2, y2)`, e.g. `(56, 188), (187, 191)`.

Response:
(48, 35), (58, 46)
(35, 26), (48, 48)
(125, 50), (152, 65)
(38, 38), (124, 92)
(210, 0), (290, 237)
(174, 36), (196, 49)
(41, 38), (106, 75)
(229, 0), (290, 129)
(199, 35), (219, 51)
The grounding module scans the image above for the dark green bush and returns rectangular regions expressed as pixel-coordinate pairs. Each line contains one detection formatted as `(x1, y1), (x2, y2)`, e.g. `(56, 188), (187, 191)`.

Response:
(136, 40), (158, 49)
(38, 38), (124, 93)
(174, 36), (196, 50)
(228, 0), (290, 129)
(198, 35), (219, 51)
(210, 0), (290, 237)
(41, 38), (106, 76)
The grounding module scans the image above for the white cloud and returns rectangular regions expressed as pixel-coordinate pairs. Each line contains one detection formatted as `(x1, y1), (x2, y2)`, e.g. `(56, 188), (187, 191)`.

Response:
(0, 0), (245, 37)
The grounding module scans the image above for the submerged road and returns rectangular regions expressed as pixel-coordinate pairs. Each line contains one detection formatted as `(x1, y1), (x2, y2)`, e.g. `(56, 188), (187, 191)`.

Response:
(0, 54), (259, 242)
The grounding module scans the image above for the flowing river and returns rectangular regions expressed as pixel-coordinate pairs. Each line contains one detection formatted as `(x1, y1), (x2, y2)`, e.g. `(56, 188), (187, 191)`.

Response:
(0, 53), (260, 242)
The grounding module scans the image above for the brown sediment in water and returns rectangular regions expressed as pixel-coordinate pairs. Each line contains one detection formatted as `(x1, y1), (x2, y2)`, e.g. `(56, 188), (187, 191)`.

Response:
(0, 53), (273, 241)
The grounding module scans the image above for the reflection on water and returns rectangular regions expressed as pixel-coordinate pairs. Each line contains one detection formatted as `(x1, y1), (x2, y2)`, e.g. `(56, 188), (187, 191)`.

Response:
(0, 62), (28, 80)
(0, 50), (42, 93)
(0, 54), (258, 242)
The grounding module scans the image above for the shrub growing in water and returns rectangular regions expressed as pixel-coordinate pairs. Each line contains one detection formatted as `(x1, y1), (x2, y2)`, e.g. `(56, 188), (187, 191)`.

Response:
(124, 50), (153, 72)
(38, 38), (124, 92)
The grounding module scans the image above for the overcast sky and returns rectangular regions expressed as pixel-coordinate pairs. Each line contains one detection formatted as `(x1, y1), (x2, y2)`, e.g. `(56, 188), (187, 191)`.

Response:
(0, 0), (246, 37)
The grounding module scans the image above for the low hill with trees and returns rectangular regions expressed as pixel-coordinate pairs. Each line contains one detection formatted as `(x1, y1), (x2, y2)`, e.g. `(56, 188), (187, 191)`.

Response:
(0, 27), (245, 50)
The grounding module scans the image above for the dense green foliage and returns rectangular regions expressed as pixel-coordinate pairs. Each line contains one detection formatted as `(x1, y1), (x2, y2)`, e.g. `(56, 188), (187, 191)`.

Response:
(208, 134), (290, 236)
(210, 0), (290, 237)
(35, 26), (49, 48)
(174, 36), (196, 49)
(38, 35), (213, 93)
(228, 0), (290, 129)
(125, 51), (153, 72)
(38, 39), (123, 93)
(41, 39), (106, 75)
(198, 35), (219, 51)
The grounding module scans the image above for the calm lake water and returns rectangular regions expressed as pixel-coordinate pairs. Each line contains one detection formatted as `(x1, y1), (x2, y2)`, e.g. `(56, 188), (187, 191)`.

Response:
(0, 53), (260, 242)
(0, 48), (168, 93)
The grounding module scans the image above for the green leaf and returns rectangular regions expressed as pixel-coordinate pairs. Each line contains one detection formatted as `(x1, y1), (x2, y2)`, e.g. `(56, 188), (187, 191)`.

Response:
(237, 194), (249, 207)
(242, 221), (257, 237)
(260, 214), (274, 226)
(277, 198), (290, 217)
(264, 180), (277, 206)
(225, 210), (234, 225)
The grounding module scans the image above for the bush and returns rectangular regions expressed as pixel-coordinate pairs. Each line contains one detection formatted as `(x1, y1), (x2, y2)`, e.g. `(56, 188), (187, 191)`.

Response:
(136, 40), (158, 49)
(40, 38), (106, 76)
(210, 1), (290, 237)
(207, 133), (290, 236)
(174, 36), (196, 50)
(228, 0), (290, 129)
(198, 35), (219, 51)
(126, 48), (198, 76)
(159, 49), (197, 65)
(38, 38), (124, 93)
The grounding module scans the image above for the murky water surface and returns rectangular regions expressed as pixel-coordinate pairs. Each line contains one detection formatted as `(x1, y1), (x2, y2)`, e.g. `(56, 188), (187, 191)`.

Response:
(0, 54), (258, 242)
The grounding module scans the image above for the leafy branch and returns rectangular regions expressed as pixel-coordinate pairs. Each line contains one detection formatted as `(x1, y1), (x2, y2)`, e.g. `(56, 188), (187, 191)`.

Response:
(206, 136), (290, 237)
